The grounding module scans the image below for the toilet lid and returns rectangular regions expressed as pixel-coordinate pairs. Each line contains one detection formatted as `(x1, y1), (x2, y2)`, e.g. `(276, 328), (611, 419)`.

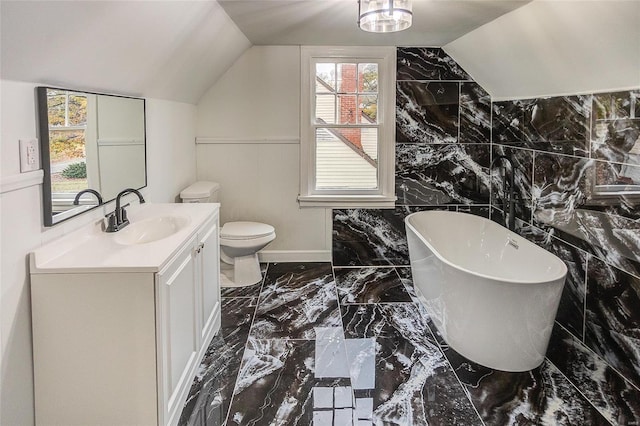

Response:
(221, 221), (275, 240)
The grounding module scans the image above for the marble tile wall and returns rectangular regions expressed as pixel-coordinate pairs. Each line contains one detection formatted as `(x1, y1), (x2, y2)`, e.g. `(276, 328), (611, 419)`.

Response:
(331, 46), (640, 423)
(491, 89), (640, 417)
(333, 47), (491, 267)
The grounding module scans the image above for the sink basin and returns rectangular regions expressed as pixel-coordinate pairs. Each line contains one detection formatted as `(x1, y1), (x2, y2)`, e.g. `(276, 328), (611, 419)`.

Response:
(115, 216), (190, 245)
(30, 203), (218, 273)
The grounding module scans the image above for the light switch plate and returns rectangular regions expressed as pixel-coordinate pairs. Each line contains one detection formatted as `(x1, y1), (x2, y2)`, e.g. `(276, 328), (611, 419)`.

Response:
(19, 139), (40, 172)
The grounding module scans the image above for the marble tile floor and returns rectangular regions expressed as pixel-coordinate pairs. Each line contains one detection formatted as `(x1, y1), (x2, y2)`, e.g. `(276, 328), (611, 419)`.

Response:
(178, 263), (621, 426)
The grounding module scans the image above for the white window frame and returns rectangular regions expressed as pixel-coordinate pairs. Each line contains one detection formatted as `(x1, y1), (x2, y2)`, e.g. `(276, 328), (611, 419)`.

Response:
(47, 90), (89, 206)
(298, 46), (396, 208)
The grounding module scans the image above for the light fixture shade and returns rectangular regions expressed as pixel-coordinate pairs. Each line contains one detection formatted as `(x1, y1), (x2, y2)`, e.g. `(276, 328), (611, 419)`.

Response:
(358, 0), (413, 33)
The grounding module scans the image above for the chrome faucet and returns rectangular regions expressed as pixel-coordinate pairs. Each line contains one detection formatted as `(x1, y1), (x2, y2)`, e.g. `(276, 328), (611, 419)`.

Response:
(73, 189), (103, 206)
(105, 188), (145, 233)
(491, 155), (516, 231)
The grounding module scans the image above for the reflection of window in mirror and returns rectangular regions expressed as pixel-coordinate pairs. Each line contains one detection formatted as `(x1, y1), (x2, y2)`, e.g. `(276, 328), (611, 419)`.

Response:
(589, 159), (640, 203)
(47, 90), (91, 213)
(588, 120), (640, 203)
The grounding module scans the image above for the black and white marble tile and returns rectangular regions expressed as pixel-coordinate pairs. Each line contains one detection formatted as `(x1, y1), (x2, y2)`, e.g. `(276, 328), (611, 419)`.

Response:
(547, 324), (640, 425)
(394, 266), (417, 299)
(493, 100), (527, 143)
(334, 267), (412, 304)
(227, 331), (482, 426)
(532, 154), (640, 278)
(570, 207), (640, 279)
(396, 81), (459, 144)
(250, 263), (342, 339)
(585, 256), (640, 389)
(432, 324), (611, 425)
(524, 96), (591, 151)
(369, 335), (482, 425)
(341, 302), (482, 424)
(220, 263), (268, 298)
(592, 118), (640, 166)
(395, 143), (491, 205)
(226, 337), (354, 425)
(532, 152), (591, 231)
(456, 205), (491, 219)
(396, 47), (471, 81)
(182, 261), (634, 426)
(332, 208), (410, 266)
(220, 285), (259, 299)
(460, 82), (491, 144)
(593, 91), (634, 120)
(341, 303), (432, 342)
(179, 298), (256, 426)
(493, 97), (591, 156)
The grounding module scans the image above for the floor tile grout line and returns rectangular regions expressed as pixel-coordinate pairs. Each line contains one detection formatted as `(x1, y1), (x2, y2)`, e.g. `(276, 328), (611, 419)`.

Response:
(544, 355), (615, 425)
(179, 280), (264, 424)
(330, 263), (359, 415)
(335, 262), (485, 424)
(341, 301), (416, 306)
(333, 265), (409, 269)
(222, 262), (270, 426)
(424, 322), (487, 426)
(554, 322), (640, 394)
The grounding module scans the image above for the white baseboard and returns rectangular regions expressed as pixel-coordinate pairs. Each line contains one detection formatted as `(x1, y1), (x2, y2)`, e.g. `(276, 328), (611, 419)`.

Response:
(258, 250), (331, 263)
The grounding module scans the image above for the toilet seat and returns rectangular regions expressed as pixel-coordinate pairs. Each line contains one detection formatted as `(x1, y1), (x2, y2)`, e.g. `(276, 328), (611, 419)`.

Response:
(221, 221), (275, 240)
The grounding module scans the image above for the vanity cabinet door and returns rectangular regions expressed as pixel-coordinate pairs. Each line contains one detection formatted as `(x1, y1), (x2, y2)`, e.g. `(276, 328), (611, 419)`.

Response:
(198, 218), (220, 341)
(157, 236), (199, 426)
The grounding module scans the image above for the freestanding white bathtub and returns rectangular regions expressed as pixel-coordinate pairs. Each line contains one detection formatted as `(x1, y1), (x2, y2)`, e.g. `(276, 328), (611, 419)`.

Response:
(405, 211), (567, 372)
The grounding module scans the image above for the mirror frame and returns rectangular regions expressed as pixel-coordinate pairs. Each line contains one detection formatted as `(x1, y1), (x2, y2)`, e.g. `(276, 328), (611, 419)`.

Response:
(36, 86), (147, 226)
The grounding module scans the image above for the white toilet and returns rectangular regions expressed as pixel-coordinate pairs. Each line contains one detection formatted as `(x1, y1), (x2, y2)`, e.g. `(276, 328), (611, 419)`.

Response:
(180, 181), (275, 287)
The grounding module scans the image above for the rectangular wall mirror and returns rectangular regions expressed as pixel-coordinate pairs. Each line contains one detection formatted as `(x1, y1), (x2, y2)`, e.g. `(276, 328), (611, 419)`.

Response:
(36, 87), (147, 226)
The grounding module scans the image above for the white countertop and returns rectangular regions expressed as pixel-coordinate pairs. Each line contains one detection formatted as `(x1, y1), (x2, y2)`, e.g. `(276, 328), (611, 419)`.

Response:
(30, 203), (219, 274)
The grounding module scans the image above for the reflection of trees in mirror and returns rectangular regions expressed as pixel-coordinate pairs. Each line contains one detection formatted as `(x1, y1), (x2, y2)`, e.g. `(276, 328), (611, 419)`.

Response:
(49, 130), (85, 162)
(47, 91), (87, 126)
(47, 90), (89, 194)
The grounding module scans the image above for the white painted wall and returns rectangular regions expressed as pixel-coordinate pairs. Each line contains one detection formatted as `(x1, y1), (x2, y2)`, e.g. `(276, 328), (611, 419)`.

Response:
(197, 46), (301, 138)
(444, 0), (640, 100)
(0, 79), (196, 425)
(196, 46), (332, 261)
(145, 99), (198, 203)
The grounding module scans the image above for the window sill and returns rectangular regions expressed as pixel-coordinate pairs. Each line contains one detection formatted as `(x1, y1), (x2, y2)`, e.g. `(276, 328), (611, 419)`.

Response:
(298, 194), (397, 208)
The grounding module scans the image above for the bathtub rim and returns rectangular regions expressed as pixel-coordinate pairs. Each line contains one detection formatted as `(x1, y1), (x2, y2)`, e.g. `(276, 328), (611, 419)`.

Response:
(405, 210), (568, 285)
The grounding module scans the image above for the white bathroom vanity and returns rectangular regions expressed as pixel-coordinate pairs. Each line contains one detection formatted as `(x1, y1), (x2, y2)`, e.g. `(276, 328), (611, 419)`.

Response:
(29, 203), (221, 426)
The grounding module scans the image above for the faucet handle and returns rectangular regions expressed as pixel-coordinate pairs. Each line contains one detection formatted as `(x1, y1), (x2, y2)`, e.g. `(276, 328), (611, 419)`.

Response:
(105, 213), (118, 233)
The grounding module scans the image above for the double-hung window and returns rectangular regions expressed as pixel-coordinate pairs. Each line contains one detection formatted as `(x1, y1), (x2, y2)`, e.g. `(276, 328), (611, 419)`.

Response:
(299, 46), (396, 207)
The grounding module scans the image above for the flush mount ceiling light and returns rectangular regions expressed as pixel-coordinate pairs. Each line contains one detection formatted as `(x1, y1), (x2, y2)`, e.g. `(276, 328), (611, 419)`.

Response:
(358, 0), (413, 33)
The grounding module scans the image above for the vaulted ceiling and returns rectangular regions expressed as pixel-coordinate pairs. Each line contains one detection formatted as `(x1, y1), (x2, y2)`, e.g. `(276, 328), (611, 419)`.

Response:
(217, 0), (530, 46)
(2, 1), (638, 104)
(1, 1), (251, 104)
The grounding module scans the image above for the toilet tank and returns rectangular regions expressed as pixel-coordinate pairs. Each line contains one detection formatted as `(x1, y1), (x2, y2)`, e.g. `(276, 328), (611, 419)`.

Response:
(180, 181), (220, 203)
